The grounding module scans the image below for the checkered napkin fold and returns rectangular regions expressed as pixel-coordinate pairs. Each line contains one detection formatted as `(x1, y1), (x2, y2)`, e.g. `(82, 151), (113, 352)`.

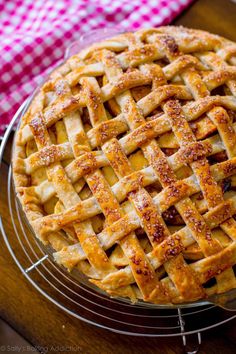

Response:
(0, 0), (193, 135)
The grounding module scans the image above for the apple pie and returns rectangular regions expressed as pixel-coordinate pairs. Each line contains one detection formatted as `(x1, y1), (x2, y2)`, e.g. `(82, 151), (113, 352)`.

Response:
(13, 26), (236, 304)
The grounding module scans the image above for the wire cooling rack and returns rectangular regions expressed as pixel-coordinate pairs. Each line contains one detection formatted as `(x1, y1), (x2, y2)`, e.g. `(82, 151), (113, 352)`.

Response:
(0, 100), (236, 354)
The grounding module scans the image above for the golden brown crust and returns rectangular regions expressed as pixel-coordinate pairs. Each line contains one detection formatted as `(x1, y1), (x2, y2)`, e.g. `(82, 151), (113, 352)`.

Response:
(13, 26), (236, 304)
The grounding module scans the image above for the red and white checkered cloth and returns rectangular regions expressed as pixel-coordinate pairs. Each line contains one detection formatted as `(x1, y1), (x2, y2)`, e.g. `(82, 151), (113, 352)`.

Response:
(0, 0), (193, 135)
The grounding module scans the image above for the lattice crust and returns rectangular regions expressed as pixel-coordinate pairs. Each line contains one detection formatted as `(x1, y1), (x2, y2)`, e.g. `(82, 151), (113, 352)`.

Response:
(13, 26), (236, 304)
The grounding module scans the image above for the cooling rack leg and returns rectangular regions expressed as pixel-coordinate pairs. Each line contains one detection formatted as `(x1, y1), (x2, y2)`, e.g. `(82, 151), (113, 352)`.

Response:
(25, 255), (48, 273)
(178, 308), (201, 354)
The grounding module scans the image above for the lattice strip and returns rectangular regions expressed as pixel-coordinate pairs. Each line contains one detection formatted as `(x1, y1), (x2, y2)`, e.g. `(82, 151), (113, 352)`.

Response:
(79, 75), (169, 302)
(165, 38), (236, 291)
(101, 47), (205, 299)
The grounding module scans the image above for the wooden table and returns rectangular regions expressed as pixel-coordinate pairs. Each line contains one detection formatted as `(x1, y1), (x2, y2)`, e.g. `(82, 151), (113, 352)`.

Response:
(0, 0), (236, 353)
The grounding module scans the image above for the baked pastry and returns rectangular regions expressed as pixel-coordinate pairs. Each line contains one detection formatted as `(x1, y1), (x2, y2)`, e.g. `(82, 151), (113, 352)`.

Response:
(13, 26), (236, 304)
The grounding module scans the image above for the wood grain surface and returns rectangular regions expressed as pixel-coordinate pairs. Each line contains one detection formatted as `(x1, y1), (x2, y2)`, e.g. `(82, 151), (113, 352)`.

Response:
(0, 1), (236, 353)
